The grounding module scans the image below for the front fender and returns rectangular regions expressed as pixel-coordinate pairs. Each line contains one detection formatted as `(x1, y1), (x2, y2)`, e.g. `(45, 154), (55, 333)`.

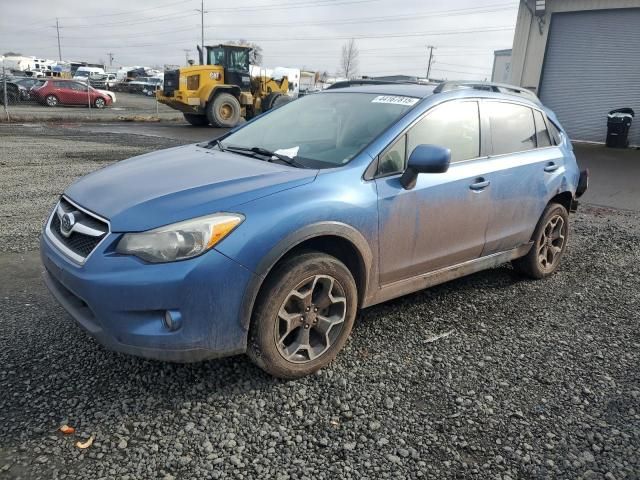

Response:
(235, 221), (375, 332)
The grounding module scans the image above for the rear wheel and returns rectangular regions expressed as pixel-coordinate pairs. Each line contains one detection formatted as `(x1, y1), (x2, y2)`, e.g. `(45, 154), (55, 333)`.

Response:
(183, 113), (210, 126)
(247, 252), (358, 379)
(262, 92), (290, 112)
(206, 93), (241, 128)
(512, 203), (569, 279)
(45, 94), (58, 107)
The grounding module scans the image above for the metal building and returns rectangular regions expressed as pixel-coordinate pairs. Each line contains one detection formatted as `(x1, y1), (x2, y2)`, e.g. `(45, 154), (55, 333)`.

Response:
(510, 0), (640, 145)
(491, 49), (512, 83)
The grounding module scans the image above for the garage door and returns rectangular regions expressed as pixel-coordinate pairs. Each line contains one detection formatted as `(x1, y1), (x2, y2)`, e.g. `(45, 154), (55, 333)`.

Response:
(539, 8), (640, 145)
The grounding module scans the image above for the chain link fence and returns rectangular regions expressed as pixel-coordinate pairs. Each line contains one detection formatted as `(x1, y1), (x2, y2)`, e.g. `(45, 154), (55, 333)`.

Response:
(1, 66), (182, 123)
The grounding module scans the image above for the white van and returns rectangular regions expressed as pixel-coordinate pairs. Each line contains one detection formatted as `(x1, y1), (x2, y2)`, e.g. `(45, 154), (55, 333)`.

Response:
(73, 66), (105, 83)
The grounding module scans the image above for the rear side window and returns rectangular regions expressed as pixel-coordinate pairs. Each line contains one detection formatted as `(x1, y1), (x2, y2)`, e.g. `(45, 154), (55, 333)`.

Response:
(533, 110), (552, 147)
(487, 102), (536, 155)
(407, 101), (480, 163)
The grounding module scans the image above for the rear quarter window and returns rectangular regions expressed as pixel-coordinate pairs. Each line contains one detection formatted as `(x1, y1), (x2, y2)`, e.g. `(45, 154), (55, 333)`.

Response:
(533, 109), (552, 148)
(546, 119), (563, 145)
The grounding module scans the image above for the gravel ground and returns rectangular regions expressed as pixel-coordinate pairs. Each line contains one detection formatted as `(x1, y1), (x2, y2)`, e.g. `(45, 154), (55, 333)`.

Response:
(0, 125), (638, 479)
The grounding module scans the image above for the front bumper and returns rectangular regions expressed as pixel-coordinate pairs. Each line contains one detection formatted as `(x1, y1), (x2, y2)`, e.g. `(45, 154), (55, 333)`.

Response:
(40, 230), (256, 362)
(156, 93), (203, 115)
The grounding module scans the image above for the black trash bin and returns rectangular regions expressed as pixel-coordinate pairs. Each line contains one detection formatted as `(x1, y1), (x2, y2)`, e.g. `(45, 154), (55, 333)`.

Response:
(606, 108), (634, 148)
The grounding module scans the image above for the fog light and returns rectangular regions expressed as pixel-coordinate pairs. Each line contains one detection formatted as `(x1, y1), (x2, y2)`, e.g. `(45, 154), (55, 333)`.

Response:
(163, 310), (182, 331)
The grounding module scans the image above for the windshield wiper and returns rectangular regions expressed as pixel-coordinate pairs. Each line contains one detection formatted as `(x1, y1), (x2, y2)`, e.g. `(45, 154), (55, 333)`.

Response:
(224, 145), (305, 168)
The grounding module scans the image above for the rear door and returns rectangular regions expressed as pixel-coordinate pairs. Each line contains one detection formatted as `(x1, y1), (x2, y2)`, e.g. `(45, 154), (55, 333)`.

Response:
(481, 101), (566, 255)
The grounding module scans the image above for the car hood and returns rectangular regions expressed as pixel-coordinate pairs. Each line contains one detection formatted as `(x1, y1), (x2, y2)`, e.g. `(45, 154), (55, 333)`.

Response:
(64, 144), (318, 232)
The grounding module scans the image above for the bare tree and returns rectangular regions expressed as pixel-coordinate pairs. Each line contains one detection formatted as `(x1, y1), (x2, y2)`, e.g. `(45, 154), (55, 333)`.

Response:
(226, 39), (263, 65)
(339, 39), (359, 79)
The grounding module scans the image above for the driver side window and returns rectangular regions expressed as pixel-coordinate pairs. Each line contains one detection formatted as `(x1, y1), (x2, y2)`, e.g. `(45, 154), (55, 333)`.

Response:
(407, 101), (480, 163)
(375, 100), (481, 177)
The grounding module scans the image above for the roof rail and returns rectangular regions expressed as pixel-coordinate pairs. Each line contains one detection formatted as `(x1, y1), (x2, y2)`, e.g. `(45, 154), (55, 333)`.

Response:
(433, 81), (540, 103)
(326, 79), (432, 90)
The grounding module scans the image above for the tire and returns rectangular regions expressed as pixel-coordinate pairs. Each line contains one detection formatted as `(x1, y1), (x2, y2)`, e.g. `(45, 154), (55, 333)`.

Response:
(1, 90), (19, 105)
(512, 203), (569, 279)
(94, 97), (106, 109)
(271, 94), (292, 110)
(247, 251), (358, 379)
(206, 93), (241, 128)
(183, 113), (210, 126)
(261, 92), (286, 112)
(45, 94), (58, 107)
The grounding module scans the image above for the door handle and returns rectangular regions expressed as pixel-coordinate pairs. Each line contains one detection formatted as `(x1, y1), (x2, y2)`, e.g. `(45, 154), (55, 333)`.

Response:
(469, 178), (490, 191)
(544, 162), (559, 172)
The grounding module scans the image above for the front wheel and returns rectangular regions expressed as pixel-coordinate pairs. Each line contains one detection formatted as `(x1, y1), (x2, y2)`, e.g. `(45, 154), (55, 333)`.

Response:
(512, 203), (569, 279)
(247, 252), (358, 379)
(206, 93), (241, 128)
(94, 97), (106, 109)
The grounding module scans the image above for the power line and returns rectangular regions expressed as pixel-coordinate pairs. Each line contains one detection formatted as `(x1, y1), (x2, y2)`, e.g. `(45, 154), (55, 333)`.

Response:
(32, 3), (516, 40)
(207, 3), (516, 29)
(21, 26), (514, 50)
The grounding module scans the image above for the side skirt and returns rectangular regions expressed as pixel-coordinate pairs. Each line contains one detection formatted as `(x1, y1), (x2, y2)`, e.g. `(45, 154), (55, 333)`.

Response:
(366, 243), (533, 307)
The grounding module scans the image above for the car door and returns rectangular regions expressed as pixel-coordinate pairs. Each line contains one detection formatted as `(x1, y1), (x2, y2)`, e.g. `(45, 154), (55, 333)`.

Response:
(68, 81), (89, 105)
(50, 81), (70, 104)
(481, 101), (566, 255)
(375, 100), (493, 285)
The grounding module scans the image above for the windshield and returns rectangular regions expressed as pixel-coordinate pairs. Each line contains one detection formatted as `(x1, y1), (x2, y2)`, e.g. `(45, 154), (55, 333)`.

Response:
(75, 71), (89, 77)
(221, 92), (417, 167)
(209, 48), (225, 66)
(228, 49), (249, 71)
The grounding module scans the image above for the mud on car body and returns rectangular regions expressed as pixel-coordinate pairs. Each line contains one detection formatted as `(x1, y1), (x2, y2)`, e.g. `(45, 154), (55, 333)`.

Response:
(41, 81), (588, 378)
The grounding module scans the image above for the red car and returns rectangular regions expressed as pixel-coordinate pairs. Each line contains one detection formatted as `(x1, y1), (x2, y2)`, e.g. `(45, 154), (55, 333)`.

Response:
(31, 79), (112, 108)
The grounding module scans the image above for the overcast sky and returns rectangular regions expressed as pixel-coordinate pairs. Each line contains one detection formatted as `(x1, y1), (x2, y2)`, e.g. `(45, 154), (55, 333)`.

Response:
(0, 0), (519, 79)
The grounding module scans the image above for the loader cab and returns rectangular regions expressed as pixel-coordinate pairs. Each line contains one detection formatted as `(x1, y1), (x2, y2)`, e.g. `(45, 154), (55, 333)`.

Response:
(204, 44), (252, 92)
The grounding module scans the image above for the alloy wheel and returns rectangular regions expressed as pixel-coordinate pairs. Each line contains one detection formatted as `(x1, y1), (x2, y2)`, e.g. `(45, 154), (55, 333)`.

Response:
(274, 275), (347, 364)
(46, 95), (57, 107)
(537, 214), (566, 270)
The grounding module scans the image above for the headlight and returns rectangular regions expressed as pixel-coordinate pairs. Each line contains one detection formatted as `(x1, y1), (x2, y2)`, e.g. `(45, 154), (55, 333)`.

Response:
(116, 213), (244, 263)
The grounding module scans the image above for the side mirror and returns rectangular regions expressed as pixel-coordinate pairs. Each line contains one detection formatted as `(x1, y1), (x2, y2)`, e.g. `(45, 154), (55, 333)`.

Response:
(400, 144), (450, 190)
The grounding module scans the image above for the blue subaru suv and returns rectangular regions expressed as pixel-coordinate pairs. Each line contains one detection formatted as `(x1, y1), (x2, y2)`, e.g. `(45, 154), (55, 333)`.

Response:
(41, 81), (588, 378)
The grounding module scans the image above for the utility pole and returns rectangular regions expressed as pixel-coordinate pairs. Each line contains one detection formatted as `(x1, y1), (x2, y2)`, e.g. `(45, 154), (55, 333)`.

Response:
(195, 0), (206, 50)
(2, 64), (10, 122)
(194, 1), (208, 63)
(426, 45), (435, 80)
(107, 52), (114, 66)
(56, 18), (62, 61)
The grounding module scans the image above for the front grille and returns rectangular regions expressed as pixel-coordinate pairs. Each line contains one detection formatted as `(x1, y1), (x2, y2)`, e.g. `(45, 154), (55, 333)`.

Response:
(163, 69), (179, 96)
(47, 197), (109, 262)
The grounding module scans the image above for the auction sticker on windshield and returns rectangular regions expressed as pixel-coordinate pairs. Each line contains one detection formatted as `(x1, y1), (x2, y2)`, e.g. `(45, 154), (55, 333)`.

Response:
(371, 95), (419, 106)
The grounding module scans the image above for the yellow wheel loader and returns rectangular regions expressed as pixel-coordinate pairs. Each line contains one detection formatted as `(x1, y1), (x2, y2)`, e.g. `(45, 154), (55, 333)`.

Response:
(157, 44), (292, 127)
